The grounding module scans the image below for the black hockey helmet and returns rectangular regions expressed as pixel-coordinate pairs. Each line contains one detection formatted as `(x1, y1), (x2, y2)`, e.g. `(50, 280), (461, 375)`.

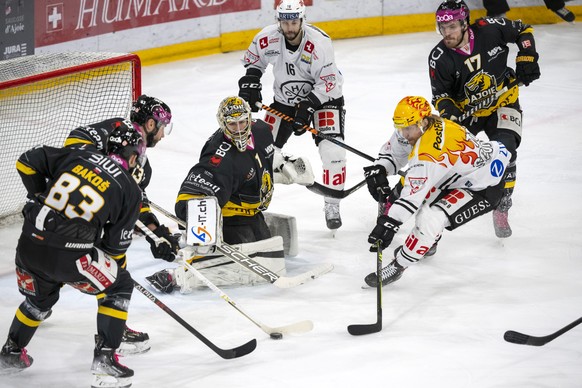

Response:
(107, 119), (145, 170)
(130, 95), (172, 147)
(436, 0), (470, 26)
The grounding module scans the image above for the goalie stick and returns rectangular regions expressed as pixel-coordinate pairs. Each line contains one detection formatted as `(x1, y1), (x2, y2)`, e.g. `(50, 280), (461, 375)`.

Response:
(133, 280), (256, 359)
(148, 201), (334, 288)
(136, 220), (314, 337)
(504, 316), (582, 346)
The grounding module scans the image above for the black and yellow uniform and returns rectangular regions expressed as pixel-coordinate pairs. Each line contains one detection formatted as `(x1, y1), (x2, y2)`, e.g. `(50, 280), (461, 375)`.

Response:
(176, 119), (275, 244)
(8, 144), (141, 350)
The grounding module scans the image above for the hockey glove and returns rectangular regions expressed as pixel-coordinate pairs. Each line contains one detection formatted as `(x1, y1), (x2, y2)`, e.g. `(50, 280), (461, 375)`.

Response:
(238, 75), (262, 112)
(363, 164), (391, 202)
(368, 216), (402, 252)
(292, 93), (320, 136)
(146, 225), (180, 262)
(515, 52), (540, 86)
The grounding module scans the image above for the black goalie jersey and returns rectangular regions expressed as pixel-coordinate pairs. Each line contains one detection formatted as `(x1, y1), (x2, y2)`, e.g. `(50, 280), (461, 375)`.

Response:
(176, 120), (275, 220)
(428, 17), (535, 121)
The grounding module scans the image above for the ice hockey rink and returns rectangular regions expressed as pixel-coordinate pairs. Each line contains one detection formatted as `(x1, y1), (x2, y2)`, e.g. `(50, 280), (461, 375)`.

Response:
(1, 22), (582, 387)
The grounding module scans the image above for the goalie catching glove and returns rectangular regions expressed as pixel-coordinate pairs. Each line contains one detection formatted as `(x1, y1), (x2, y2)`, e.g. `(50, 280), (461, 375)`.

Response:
(146, 225), (180, 262)
(273, 152), (315, 186)
(368, 216), (402, 252)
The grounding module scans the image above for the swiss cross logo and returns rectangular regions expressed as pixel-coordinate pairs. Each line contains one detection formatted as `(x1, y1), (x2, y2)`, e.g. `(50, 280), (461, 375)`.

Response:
(46, 3), (63, 33)
(259, 36), (269, 49)
(210, 155), (222, 167)
(442, 190), (465, 204)
(304, 41), (314, 53)
(318, 111), (335, 127)
(500, 113), (509, 121)
(16, 268), (36, 296)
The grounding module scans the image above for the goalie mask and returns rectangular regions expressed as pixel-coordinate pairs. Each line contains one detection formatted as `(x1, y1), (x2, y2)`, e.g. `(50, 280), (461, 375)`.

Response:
(131, 95), (173, 147)
(393, 96), (432, 134)
(107, 119), (146, 171)
(217, 96), (252, 152)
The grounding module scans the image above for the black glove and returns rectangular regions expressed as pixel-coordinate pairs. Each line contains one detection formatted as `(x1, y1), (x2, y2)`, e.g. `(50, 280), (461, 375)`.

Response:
(515, 52), (540, 86)
(292, 93), (320, 136)
(146, 225), (180, 262)
(368, 216), (402, 252)
(363, 165), (391, 202)
(238, 75), (262, 112)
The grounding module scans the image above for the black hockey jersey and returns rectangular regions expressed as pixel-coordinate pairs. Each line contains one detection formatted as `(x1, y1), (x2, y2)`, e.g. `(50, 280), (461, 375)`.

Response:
(428, 17), (535, 120)
(176, 120), (275, 220)
(16, 144), (141, 257)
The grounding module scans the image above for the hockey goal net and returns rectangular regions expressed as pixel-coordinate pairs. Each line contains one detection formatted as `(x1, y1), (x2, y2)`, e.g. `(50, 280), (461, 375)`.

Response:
(0, 52), (141, 223)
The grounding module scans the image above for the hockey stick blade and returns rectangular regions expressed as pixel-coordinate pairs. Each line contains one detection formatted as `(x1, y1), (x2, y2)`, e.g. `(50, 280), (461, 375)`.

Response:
(133, 280), (256, 359)
(272, 263), (334, 288)
(306, 179), (366, 199)
(504, 316), (582, 346)
(347, 322), (382, 336)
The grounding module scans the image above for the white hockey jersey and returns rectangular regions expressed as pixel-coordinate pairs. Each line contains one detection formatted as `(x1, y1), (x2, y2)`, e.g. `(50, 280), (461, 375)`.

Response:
(242, 23), (344, 107)
(385, 118), (511, 224)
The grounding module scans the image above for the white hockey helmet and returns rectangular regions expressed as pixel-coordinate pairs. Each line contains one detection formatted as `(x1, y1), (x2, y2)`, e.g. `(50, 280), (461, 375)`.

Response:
(276, 0), (306, 21)
(217, 96), (252, 152)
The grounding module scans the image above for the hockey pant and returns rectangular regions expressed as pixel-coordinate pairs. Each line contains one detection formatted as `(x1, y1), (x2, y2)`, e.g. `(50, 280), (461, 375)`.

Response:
(395, 186), (500, 267)
(173, 236), (286, 293)
(264, 100), (347, 204)
(9, 234), (132, 350)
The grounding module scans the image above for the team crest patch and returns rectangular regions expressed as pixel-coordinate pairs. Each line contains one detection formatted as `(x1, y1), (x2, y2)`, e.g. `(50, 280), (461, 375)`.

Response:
(16, 267), (37, 296)
(408, 177), (427, 194)
(320, 74), (336, 93)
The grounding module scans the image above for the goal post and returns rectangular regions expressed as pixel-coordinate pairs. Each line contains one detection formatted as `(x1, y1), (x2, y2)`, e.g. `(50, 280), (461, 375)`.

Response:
(0, 52), (141, 223)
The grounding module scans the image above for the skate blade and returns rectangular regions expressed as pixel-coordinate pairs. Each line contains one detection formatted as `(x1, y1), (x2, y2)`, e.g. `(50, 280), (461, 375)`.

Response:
(117, 340), (151, 356)
(91, 374), (132, 388)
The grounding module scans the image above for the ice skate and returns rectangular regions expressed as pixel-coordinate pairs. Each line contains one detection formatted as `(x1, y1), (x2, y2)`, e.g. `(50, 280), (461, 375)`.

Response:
(324, 202), (342, 230)
(364, 257), (406, 287)
(553, 7), (575, 23)
(0, 337), (33, 375)
(145, 269), (176, 294)
(492, 209), (512, 238)
(118, 325), (150, 355)
(92, 337), (134, 388)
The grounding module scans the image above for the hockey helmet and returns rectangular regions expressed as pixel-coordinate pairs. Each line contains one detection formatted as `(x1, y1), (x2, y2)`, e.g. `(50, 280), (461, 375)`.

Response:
(107, 119), (145, 170)
(393, 96), (432, 130)
(217, 96), (252, 152)
(436, 0), (470, 27)
(276, 0), (306, 21)
(131, 95), (172, 146)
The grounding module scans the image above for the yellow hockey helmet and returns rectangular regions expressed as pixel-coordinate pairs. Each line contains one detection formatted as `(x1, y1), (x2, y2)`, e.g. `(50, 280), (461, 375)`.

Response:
(392, 96), (432, 129)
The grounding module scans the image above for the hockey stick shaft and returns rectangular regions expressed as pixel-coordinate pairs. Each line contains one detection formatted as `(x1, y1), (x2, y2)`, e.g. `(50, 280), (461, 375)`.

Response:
(504, 316), (582, 346)
(181, 260), (314, 335)
(458, 79), (520, 122)
(347, 239), (383, 335)
(137, 220), (313, 336)
(148, 201), (333, 288)
(133, 280), (256, 359)
(257, 102), (375, 162)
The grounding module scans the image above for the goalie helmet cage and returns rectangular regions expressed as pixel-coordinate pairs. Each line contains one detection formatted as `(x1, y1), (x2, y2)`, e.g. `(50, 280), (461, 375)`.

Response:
(0, 52), (142, 224)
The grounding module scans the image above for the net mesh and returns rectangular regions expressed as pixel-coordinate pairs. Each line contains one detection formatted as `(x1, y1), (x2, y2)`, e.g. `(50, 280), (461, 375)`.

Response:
(0, 52), (140, 222)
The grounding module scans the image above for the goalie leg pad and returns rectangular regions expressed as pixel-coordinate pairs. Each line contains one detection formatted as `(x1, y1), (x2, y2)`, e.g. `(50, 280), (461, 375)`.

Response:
(175, 236), (286, 290)
(264, 213), (298, 257)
